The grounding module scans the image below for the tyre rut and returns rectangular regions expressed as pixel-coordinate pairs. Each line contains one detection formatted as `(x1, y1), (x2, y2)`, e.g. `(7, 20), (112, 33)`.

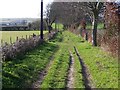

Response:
(32, 55), (55, 89)
(74, 46), (95, 90)
(66, 51), (75, 88)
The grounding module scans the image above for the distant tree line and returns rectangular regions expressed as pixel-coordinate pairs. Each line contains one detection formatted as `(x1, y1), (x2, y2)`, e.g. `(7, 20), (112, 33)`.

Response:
(2, 26), (28, 31)
(28, 20), (48, 31)
(1, 20), (48, 31)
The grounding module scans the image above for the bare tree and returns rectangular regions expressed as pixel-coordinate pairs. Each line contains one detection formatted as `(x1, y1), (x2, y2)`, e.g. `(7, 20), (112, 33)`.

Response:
(47, 1), (104, 46)
(81, 2), (104, 46)
(45, 3), (59, 33)
(48, 2), (86, 28)
(30, 20), (47, 30)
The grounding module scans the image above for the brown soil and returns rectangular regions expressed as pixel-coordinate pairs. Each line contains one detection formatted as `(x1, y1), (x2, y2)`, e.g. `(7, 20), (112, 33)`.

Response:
(66, 51), (75, 88)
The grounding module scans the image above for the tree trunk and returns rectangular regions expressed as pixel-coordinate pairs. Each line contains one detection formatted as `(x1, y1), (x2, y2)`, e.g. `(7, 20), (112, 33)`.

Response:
(58, 24), (59, 30)
(92, 12), (98, 46)
(48, 25), (51, 33)
(55, 23), (57, 30)
(48, 25), (53, 33)
(48, 29), (51, 33)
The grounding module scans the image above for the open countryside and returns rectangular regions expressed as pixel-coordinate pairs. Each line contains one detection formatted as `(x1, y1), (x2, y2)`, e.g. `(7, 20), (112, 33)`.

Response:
(1, 0), (119, 89)
(2, 30), (118, 88)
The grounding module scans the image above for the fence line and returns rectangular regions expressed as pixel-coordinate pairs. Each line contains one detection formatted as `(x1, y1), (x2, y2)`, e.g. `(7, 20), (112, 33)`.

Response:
(1, 31), (58, 61)
(1, 32), (56, 45)
(2, 34), (34, 45)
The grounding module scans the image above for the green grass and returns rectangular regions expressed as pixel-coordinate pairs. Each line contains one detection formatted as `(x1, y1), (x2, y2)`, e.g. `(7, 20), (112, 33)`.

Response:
(2, 42), (58, 88)
(86, 23), (104, 30)
(41, 32), (70, 88)
(73, 51), (85, 88)
(1, 31), (48, 44)
(2, 30), (118, 88)
(52, 23), (63, 30)
(76, 42), (118, 88)
(41, 31), (85, 88)
(63, 31), (118, 88)
(41, 45), (69, 88)
(61, 31), (85, 88)
(52, 31), (118, 88)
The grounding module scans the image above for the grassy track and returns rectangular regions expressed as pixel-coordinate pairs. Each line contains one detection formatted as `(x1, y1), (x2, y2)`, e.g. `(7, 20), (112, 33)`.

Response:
(47, 31), (118, 88)
(73, 50), (85, 88)
(41, 45), (69, 88)
(41, 32), (70, 88)
(2, 30), (118, 88)
(62, 31), (85, 88)
(63, 31), (118, 88)
(41, 31), (84, 88)
(1, 31), (48, 44)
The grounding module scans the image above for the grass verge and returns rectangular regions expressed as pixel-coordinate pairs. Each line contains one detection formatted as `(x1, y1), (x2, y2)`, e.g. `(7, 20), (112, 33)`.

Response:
(76, 42), (118, 88)
(2, 42), (58, 88)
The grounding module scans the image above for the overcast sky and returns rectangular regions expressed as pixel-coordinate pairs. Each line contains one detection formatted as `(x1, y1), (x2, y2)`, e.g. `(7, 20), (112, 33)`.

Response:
(0, 0), (119, 18)
(0, 0), (53, 18)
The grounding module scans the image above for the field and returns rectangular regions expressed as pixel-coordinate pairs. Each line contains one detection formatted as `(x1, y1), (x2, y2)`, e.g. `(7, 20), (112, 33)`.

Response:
(2, 30), (118, 88)
(52, 23), (63, 30)
(0, 31), (48, 44)
(86, 23), (104, 30)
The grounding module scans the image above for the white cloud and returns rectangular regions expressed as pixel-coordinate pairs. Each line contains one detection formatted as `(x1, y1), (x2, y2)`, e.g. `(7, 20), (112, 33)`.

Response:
(0, 0), (53, 18)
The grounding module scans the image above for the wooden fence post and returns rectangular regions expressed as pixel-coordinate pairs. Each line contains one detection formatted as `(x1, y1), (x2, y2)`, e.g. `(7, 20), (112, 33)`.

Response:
(16, 36), (18, 41)
(26, 35), (27, 39)
(1, 39), (3, 46)
(10, 37), (12, 44)
(29, 35), (30, 39)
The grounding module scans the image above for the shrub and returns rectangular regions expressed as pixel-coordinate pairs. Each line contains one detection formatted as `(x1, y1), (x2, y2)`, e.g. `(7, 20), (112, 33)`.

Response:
(1, 31), (58, 61)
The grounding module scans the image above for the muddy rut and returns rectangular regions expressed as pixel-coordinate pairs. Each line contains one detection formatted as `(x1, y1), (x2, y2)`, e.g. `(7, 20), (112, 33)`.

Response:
(74, 46), (95, 89)
(66, 51), (75, 88)
(32, 55), (54, 89)
(32, 46), (95, 89)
